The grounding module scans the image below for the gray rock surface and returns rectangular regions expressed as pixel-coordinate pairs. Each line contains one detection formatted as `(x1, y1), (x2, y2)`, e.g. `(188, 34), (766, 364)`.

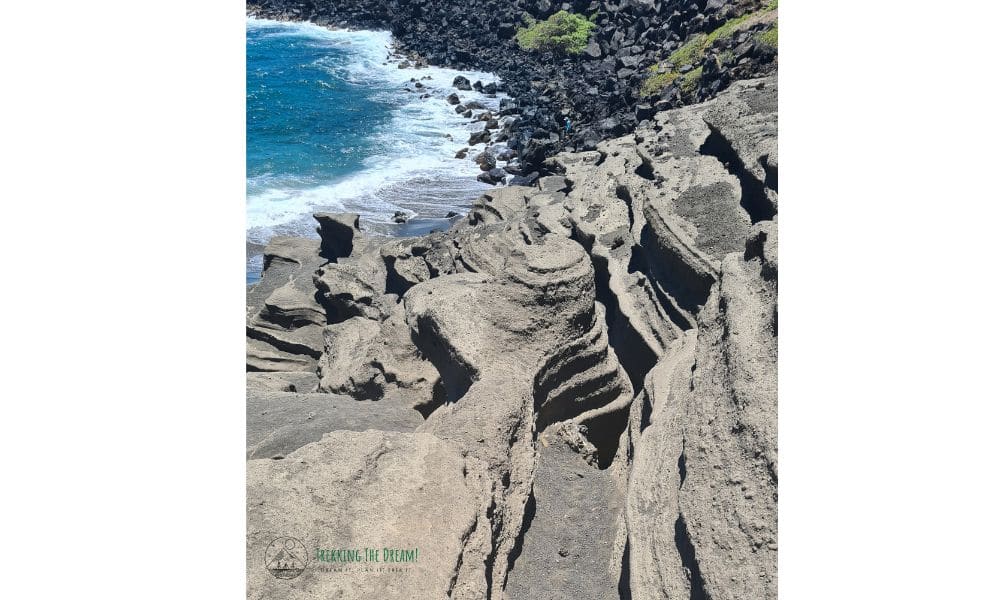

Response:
(247, 236), (327, 373)
(247, 430), (490, 599)
(504, 436), (626, 600)
(246, 371), (319, 393)
(314, 212), (360, 259)
(245, 76), (778, 600)
(246, 390), (423, 459)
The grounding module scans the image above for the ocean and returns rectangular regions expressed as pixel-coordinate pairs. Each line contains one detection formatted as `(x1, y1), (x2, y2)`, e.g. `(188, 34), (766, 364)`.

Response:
(246, 18), (503, 282)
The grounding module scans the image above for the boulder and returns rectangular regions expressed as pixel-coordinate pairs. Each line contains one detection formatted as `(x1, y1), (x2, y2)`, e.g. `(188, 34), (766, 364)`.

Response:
(313, 242), (388, 321)
(318, 307), (442, 409)
(474, 150), (497, 171)
(468, 130), (491, 145)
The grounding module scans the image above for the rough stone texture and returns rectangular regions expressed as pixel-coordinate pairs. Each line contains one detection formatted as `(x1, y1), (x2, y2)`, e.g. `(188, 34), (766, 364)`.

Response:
(405, 224), (634, 597)
(245, 77), (778, 600)
(318, 308), (441, 410)
(552, 135), (689, 389)
(504, 436), (625, 600)
(314, 212), (360, 260)
(247, 430), (489, 599)
(246, 390), (423, 459)
(313, 257), (388, 322)
(624, 332), (699, 600)
(701, 77), (779, 220)
(247, 236), (327, 372)
(246, 371), (319, 393)
(676, 220), (778, 600)
(625, 221), (777, 600)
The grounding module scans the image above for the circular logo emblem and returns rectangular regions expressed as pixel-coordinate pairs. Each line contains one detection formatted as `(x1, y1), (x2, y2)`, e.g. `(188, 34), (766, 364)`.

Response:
(265, 536), (309, 579)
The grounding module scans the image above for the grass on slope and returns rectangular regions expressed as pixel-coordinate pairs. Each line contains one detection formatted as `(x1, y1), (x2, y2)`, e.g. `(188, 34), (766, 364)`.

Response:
(757, 22), (778, 48)
(640, 0), (778, 97)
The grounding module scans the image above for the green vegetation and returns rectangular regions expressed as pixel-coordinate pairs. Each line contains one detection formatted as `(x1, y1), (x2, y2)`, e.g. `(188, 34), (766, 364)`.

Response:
(680, 66), (704, 94)
(640, 70), (680, 97)
(666, 11), (755, 70)
(667, 33), (708, 70)
(757, 23), (778, 48)
(640, 0), (778, 98)
(515, 10), (597, 55)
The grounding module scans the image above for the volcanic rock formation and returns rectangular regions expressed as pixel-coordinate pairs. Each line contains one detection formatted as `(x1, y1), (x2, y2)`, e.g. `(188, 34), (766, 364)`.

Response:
(246, 76), (777, 599)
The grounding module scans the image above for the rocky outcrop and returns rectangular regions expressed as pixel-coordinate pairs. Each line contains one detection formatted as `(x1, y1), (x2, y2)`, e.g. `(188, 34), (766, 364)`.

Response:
(246, 236), (327, 376)
(245, 76), (777, 599)
(625, 220), (777, 600)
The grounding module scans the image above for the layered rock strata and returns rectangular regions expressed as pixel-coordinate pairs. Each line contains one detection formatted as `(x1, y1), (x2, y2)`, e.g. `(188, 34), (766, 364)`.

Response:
(246, 76), (777, 600)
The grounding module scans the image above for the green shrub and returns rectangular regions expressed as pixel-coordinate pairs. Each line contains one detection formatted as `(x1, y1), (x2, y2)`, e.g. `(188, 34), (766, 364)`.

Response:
(515, 10), (596, 55)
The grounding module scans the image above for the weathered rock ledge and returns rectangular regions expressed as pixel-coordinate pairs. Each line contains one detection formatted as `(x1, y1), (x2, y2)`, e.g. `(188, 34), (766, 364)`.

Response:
(247, 76), (777, 599)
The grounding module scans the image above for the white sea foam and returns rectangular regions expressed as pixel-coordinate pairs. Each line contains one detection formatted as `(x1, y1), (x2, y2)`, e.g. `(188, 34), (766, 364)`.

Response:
(246, 18), (506, 245)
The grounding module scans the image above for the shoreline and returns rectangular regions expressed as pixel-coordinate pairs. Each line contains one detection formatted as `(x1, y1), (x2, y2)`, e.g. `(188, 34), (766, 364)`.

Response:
(246, 16), (517, 282)
(246, 0), (778, 171)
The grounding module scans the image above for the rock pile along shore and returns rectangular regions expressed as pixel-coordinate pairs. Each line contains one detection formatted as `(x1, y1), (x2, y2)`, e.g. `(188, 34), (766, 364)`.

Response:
(248, 0), (778, 174)
(247, 76), (777, 599)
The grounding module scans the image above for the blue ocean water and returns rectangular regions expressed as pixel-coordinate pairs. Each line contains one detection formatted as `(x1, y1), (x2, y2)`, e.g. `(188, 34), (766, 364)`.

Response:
(247, 18), (502, 281)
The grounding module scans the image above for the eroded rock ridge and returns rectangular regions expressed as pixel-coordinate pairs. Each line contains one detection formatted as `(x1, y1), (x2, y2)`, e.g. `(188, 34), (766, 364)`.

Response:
(247, 76), (777, 600)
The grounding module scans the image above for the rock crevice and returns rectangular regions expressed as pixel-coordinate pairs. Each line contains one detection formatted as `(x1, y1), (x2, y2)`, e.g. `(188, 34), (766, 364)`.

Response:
(246, 76), (777, 600)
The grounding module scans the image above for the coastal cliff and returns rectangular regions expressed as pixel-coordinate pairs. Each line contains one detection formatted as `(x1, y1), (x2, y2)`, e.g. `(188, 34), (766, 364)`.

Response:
(247, 71), (778, 599)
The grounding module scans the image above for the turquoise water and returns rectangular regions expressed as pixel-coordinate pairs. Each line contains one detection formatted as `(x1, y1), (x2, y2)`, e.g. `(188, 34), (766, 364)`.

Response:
(246, 19), (502, 281)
